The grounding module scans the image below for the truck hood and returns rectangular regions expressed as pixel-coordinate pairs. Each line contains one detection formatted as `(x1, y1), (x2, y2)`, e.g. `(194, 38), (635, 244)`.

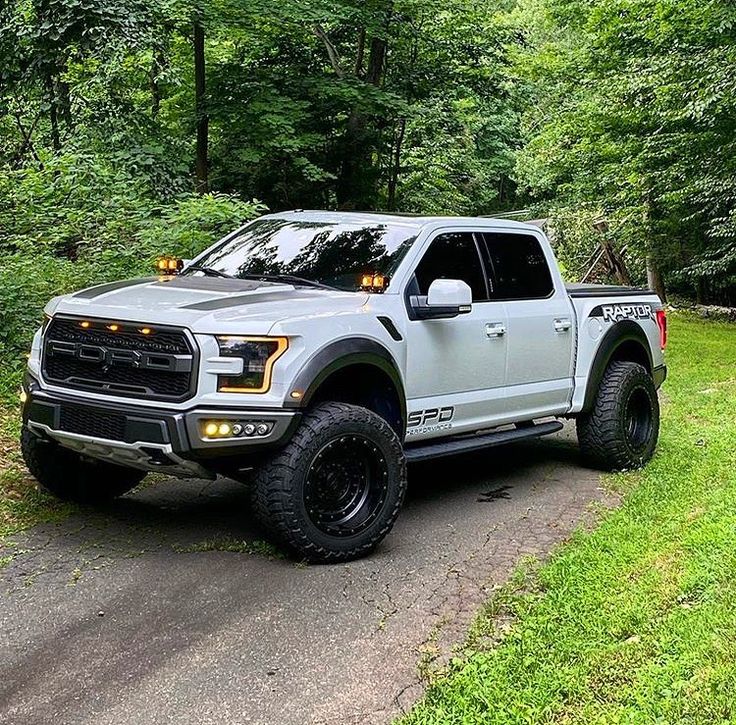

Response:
(47, 276), (370, 335)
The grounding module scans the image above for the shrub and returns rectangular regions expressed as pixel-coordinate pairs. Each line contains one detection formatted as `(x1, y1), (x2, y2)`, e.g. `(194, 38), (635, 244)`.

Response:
(0, 155), (266, 396)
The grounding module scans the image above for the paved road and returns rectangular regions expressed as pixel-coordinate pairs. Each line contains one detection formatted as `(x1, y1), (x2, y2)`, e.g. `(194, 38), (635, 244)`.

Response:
(0, 425), (610, 725)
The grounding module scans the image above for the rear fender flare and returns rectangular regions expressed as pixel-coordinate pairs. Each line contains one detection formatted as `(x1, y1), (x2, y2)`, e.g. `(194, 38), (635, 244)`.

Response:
(582, 320), (653, 412)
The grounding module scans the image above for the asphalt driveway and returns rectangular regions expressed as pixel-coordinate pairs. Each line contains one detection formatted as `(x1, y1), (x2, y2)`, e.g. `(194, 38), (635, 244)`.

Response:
(0, 424), (610, 725)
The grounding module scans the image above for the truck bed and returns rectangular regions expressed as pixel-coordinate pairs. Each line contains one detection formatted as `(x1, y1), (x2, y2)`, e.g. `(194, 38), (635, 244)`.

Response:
(566, 283), (656, 298)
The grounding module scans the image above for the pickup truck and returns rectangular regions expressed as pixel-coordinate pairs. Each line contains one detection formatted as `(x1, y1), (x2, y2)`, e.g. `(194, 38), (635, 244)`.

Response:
(21, 211), (667, 561)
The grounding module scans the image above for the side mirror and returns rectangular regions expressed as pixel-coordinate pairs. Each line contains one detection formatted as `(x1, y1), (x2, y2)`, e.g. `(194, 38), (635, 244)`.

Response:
(410, 279), (473, 320)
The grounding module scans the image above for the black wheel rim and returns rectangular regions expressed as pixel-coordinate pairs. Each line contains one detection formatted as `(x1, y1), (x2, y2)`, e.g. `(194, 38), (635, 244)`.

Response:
(304, 435), (389, 537)
(625, 386), (653, 451)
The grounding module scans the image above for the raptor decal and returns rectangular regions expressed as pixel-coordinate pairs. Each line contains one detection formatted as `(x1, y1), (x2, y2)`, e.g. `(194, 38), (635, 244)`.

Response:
(589, 303), (654, 323)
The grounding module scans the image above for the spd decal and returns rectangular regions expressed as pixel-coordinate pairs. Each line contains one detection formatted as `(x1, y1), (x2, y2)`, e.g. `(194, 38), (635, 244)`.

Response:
(406, 406), (454, 437)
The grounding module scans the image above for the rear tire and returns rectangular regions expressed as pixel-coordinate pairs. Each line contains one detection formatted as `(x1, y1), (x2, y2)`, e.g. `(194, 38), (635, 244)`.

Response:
(21, 426), (145, 504)
(250, 402), (407, 563)
(576, 361), (660, 471)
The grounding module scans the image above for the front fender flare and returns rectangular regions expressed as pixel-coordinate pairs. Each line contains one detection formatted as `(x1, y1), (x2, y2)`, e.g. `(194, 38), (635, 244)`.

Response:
(283, 338), (406, 429)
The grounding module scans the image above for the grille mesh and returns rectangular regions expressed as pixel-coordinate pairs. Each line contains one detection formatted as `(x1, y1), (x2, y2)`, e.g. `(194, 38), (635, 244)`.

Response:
(42, 317), (195, 401)
(59, 404), (127, 442)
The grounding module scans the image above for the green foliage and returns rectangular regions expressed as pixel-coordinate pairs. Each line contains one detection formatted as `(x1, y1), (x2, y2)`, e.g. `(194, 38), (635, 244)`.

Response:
(136, 193), (267, 260)
(1, 0), (521, 215)
(0, 153), (150, 257)
(0, 155), (264, 372)
(513, 0), (736, 302)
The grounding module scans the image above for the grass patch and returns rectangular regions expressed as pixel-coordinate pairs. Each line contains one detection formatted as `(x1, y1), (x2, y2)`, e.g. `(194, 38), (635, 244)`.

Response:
(1, 394), (74, 541)
(174, 536), (285, 559)
(400, 313), (736, 724)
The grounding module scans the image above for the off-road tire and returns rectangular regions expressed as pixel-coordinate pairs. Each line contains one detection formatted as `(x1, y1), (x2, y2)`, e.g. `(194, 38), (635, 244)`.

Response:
(250, 402), (407, 563)
(21, 426), (145, 504)
(576, 361), (660, 471)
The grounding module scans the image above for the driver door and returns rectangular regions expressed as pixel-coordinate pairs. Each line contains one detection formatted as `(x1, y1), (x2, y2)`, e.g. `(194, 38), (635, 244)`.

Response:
(403, 231), (508, 440)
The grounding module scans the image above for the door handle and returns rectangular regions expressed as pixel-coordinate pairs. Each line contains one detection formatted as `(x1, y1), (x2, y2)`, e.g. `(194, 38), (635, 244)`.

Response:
(554, 318), (572, 332)
(486, 322), (506, 338)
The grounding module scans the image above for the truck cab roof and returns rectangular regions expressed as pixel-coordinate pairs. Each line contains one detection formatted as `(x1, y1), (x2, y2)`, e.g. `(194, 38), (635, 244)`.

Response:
(266, 209), (542, 233)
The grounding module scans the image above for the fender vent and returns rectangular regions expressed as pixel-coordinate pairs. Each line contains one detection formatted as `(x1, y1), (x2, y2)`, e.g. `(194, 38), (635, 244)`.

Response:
(377, 316), (402, 341)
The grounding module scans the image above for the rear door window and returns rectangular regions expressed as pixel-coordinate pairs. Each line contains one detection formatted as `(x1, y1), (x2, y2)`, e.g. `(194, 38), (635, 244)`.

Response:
(480, 232), (554, 300)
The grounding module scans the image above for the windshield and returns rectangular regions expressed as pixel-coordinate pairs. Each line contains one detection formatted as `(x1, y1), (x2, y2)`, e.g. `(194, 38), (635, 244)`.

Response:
(187, 218), (419, 291)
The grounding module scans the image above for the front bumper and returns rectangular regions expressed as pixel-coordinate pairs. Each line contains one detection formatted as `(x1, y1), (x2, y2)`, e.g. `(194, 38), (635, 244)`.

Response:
(22, 376), (300, 477)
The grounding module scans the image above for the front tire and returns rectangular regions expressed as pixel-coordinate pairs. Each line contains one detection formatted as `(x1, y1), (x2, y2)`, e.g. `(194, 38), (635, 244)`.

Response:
(576, 361), (660, 471)
(21, 426), (145, 504)
(250, 402), (407, 563)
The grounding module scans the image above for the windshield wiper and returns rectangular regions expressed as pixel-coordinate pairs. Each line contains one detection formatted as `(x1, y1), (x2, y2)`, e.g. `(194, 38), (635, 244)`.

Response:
(238, 273), (336, 290)
(184, 265), (235, 279)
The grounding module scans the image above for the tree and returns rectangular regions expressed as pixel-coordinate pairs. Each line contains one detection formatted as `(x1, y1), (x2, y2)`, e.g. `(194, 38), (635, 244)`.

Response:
(513, 0), (736, 302)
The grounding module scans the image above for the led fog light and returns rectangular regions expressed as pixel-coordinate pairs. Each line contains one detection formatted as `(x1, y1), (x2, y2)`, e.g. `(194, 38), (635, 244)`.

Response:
(201, 419), (273, 440)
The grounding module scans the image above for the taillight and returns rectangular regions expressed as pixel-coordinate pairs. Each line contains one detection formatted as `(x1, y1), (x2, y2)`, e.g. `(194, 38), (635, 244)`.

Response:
(655, 309), (667, 349)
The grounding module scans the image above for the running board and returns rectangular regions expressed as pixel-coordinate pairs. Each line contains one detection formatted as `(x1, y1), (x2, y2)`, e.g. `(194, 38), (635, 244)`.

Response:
(403, 420), (564, 463)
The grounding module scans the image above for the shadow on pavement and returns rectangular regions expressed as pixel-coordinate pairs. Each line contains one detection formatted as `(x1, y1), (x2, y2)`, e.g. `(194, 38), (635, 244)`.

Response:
(84, 433), (586, 545)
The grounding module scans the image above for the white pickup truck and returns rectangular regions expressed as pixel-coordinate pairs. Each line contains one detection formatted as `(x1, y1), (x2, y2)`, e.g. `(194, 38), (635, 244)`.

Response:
(21, 211), (667, 561)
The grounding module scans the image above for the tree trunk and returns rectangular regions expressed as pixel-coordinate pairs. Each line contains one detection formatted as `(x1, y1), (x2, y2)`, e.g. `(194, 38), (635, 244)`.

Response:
(646, 255), (667, 303)
(365, 36), (386, 86)
(335, 34), (389, 209)
(56, 75), (72, 131)
(193, 16), (208, 194)
(335, 110), (364, 209)
(387, 118), (405, 211)
(150, 47), (165, 119)
(696, 277), (706, 305)
(44, 73), (61, 152)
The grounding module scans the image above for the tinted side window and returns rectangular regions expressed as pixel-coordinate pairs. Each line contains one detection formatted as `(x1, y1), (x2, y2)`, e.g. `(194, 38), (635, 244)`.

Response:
(414, 232), (487, 301)
(481, 233), (554, 300)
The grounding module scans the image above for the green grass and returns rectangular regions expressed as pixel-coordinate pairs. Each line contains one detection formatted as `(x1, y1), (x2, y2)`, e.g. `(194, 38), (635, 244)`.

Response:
(173, 536), (285, 558)
(0, 396), (74, 541)
(401, 314), (736, 724)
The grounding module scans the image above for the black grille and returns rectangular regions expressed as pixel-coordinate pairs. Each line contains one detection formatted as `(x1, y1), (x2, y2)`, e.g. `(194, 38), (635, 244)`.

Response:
(42, 317), (196, 401)
(59, 404), (127, 441)
(47, 318), (191, 354)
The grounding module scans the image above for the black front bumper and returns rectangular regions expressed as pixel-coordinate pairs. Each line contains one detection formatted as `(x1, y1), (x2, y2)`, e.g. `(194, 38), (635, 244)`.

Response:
(22, 376), (300, 461)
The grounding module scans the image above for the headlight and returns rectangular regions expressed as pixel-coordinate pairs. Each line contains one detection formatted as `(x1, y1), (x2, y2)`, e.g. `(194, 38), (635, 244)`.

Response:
(216, 336), (288, 393)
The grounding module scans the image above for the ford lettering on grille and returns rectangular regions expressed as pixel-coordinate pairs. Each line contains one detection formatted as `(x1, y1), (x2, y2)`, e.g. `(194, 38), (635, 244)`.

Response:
(46, 340), (192, 373)
(42, 317), (196, 400)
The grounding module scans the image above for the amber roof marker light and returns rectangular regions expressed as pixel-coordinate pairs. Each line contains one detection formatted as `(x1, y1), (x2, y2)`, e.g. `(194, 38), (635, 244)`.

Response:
(360, 273), (389, 293)
(156, 257), (184, 276)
